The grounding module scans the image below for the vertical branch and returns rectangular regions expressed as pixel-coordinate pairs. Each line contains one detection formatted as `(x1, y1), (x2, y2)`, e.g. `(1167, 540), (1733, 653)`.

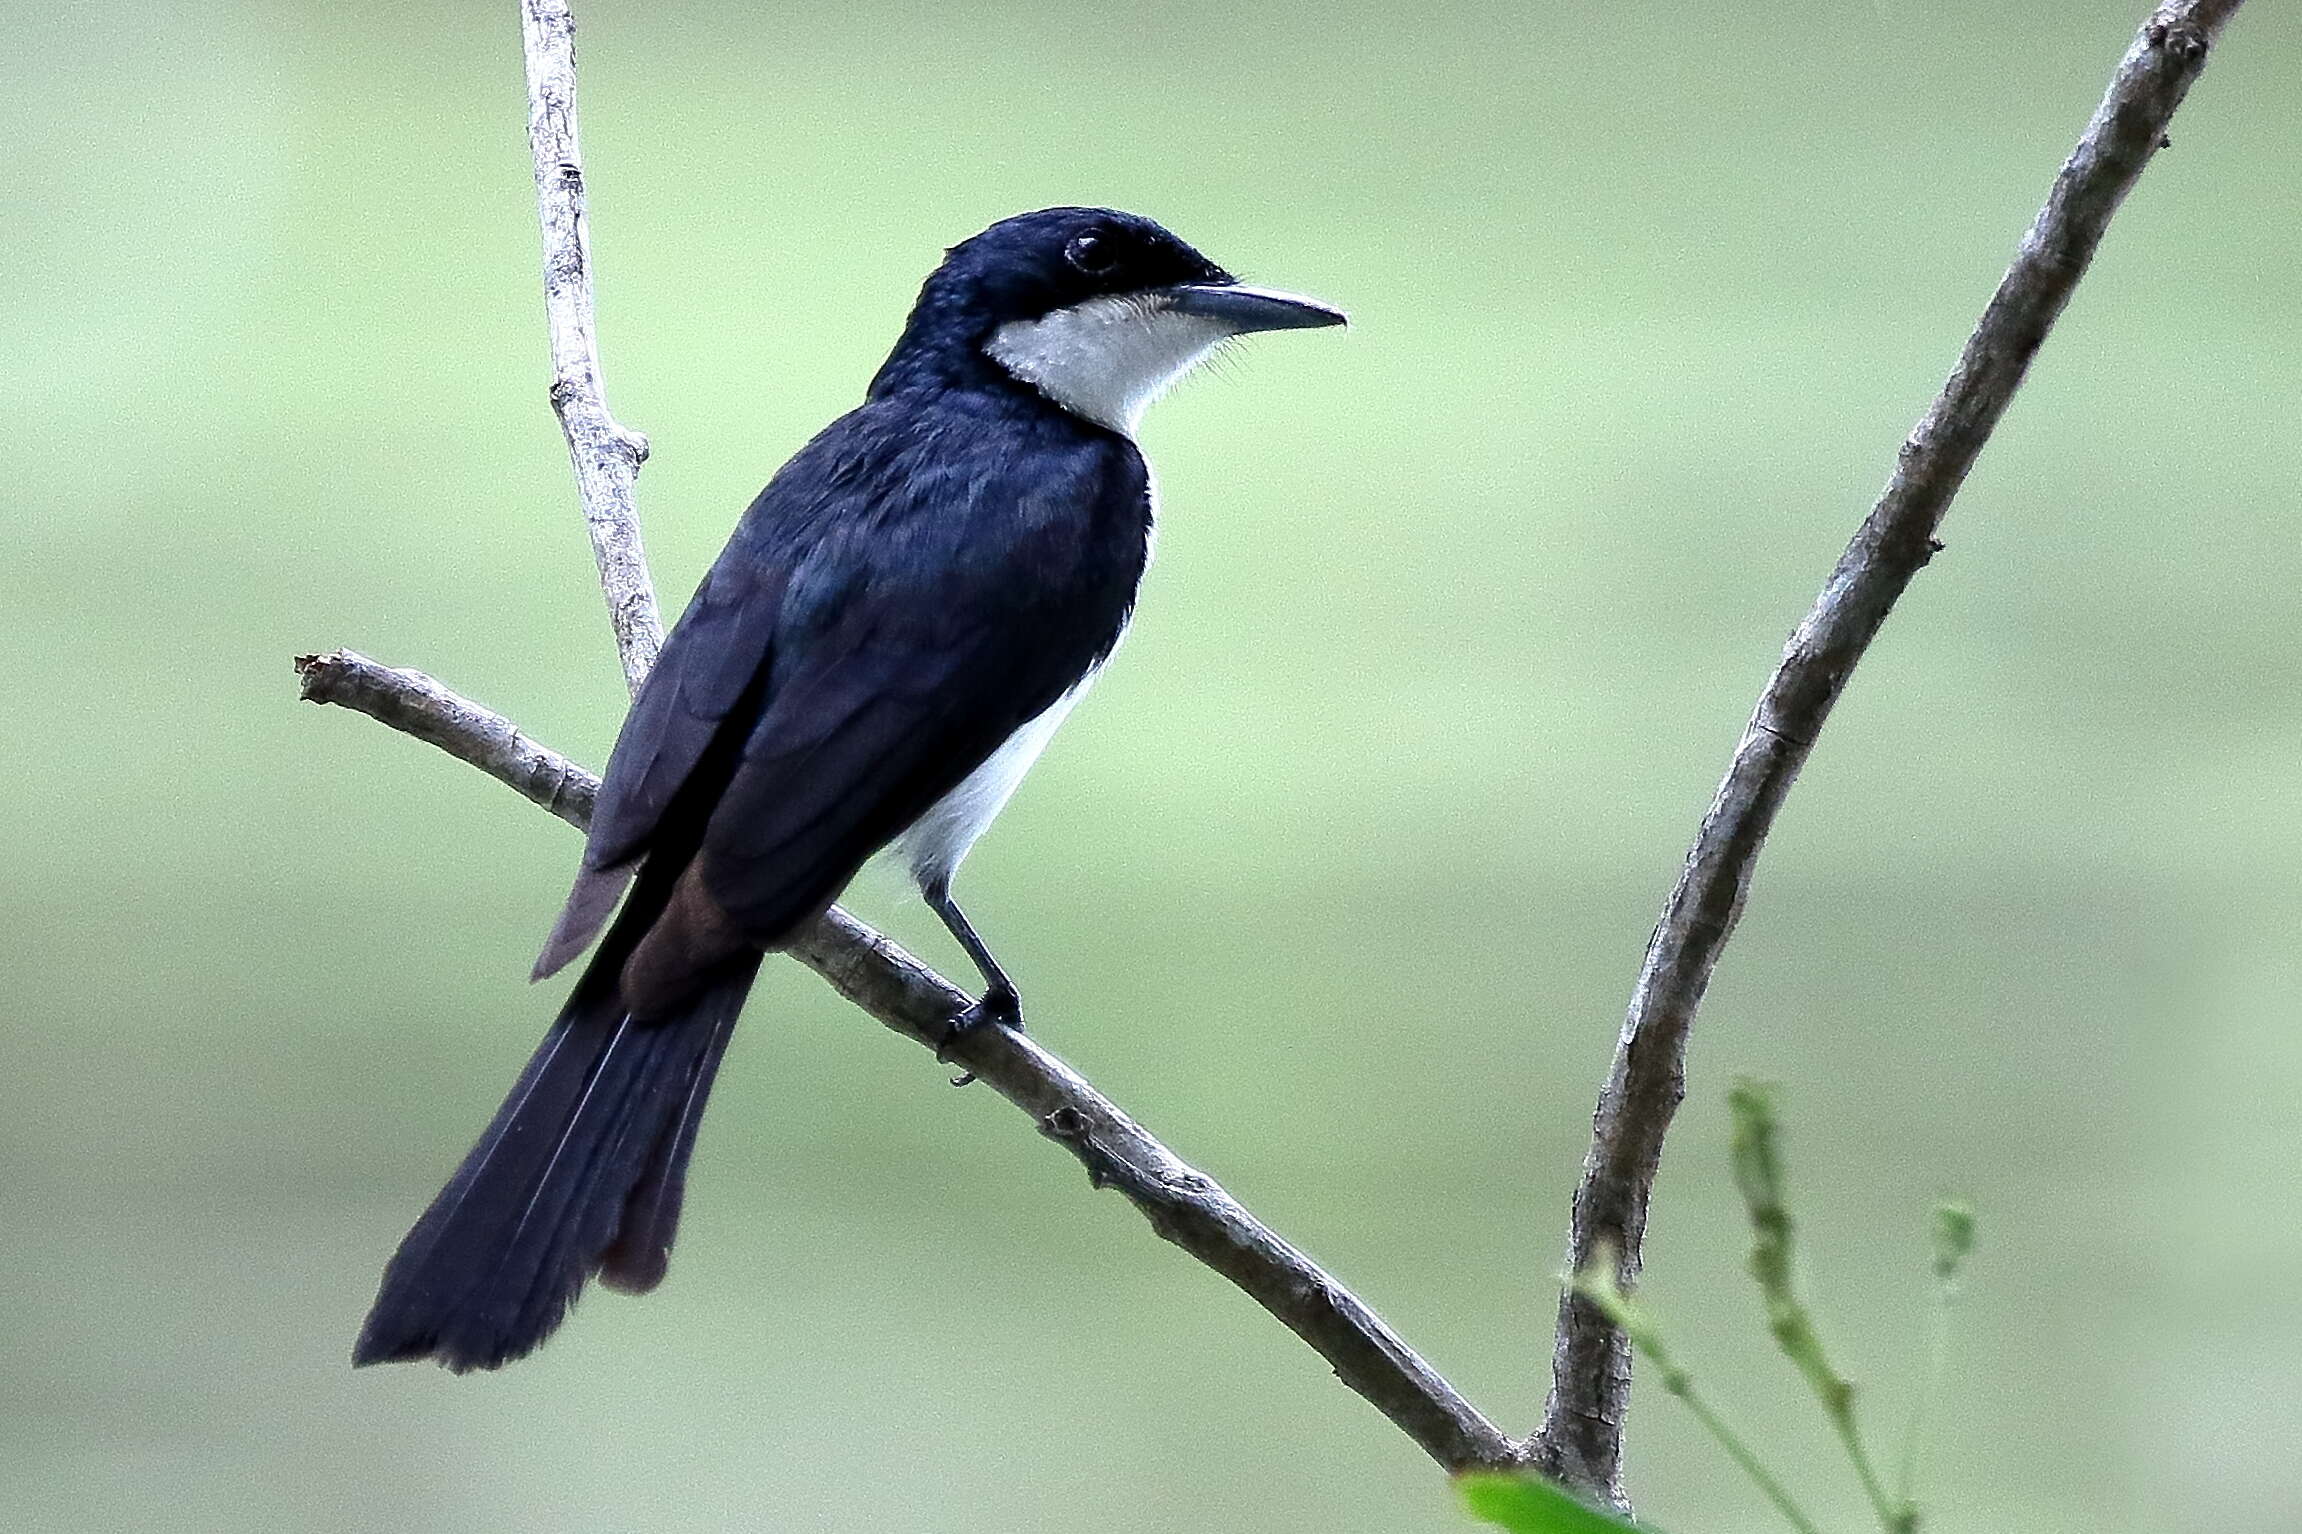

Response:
(521, 0), (663, 692)
(1529, 0), (2249, 1505)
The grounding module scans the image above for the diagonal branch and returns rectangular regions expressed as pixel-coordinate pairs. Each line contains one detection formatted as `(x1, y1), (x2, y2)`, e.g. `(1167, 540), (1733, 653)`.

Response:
(1528, 0), (2250, 1503)
(295, 646), (1517, 1470)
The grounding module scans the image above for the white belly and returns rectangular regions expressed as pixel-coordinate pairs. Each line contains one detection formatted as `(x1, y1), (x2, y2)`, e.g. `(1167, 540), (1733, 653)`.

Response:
(896, 670), (1098, 888)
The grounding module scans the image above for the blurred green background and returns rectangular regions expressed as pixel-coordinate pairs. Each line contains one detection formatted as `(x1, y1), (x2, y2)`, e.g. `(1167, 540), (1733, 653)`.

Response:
(7, 0), (2300, 1529)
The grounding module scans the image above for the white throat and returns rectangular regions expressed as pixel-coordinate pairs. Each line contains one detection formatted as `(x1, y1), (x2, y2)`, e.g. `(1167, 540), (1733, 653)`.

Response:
(985, 295), (1232, 435)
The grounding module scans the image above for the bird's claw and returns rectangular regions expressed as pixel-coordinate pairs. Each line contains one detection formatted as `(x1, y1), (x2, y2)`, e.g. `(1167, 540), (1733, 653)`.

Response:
(938, 986), (1023, 1086)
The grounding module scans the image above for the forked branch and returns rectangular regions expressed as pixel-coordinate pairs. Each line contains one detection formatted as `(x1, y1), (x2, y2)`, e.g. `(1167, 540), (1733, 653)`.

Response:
(301, 0), (2249, 1508)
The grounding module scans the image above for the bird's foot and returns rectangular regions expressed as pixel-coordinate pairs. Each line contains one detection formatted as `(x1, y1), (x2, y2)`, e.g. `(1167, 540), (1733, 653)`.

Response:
(938, 985), (1023, 1086)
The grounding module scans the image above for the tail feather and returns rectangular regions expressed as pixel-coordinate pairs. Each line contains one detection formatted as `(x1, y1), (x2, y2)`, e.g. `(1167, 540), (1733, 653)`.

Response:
(353, 955), (760, 1372)
(600, 1005), (741, 1294)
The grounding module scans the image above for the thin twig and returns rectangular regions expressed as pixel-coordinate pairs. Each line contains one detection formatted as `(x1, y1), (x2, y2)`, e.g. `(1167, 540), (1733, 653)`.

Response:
(1895, 1202), (1976, 1517)
(521, 0), (661, 693)
(1530, 0), (2249, 1503)
(1728, 1083), (1902, 1533)
(294, 647), (1517, 1470)
(294, 652), (597, 824)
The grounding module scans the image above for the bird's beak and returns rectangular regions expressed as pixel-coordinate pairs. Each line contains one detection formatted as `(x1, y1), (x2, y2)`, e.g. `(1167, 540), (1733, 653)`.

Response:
(1158, 283), (1348, 334)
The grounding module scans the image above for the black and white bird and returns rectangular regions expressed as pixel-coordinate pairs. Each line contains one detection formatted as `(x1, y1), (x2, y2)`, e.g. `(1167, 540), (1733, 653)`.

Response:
(353, 206), (1343, 1372)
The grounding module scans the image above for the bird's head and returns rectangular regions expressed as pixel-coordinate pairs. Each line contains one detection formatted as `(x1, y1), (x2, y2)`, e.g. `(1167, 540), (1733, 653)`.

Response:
(871, 206), (1345, 434)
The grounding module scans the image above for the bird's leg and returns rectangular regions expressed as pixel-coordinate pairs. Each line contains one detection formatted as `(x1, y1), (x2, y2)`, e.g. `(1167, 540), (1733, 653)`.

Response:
(921, 880), (1023, 1072)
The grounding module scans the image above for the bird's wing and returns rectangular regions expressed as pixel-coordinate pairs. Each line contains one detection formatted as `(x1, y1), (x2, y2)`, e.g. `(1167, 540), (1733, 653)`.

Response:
(535, 399), (1147, 979)
(694, 431), (1148, 938)
(696, 590), (1069, 935)
(530, 548), (790, 979)
(590, 556), (791, 872)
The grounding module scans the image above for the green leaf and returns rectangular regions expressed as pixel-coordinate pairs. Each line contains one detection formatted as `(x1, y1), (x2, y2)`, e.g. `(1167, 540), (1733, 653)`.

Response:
(1457, 1472), (1654, 1534)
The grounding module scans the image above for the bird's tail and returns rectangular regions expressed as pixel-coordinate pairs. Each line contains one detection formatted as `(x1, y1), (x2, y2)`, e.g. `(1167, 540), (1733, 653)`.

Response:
(352, 951), (763, 1372)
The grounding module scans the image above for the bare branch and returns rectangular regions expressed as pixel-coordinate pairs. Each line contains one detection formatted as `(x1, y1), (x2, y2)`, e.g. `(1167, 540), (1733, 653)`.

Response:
(296, 651), (599, 825)
(1529, 0), (2250, 1501)
(295, 647), (1517, 1471)
(522, 0), (662, 692)
(785, 916), (1517, 1473)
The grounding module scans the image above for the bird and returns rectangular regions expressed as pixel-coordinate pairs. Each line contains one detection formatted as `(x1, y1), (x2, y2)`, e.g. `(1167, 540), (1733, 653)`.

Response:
(351, 206), (1344, 1372)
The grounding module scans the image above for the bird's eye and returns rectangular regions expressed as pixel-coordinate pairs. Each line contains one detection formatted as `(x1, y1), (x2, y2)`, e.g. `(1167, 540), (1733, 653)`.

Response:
(1064, 232), (1120, 276)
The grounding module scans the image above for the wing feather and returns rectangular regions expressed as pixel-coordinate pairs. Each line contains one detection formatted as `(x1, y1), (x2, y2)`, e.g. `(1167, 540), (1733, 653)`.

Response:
(536, 394), (1149, 973)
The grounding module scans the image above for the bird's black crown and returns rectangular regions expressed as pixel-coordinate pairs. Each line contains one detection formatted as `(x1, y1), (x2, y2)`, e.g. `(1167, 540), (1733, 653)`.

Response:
(933, 206), (1234, 323)
(872, 207), (1236, 398)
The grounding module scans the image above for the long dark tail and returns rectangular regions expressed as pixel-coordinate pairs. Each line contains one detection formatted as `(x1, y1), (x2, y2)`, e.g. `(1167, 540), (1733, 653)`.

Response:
(352, 950), (763, 1372)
